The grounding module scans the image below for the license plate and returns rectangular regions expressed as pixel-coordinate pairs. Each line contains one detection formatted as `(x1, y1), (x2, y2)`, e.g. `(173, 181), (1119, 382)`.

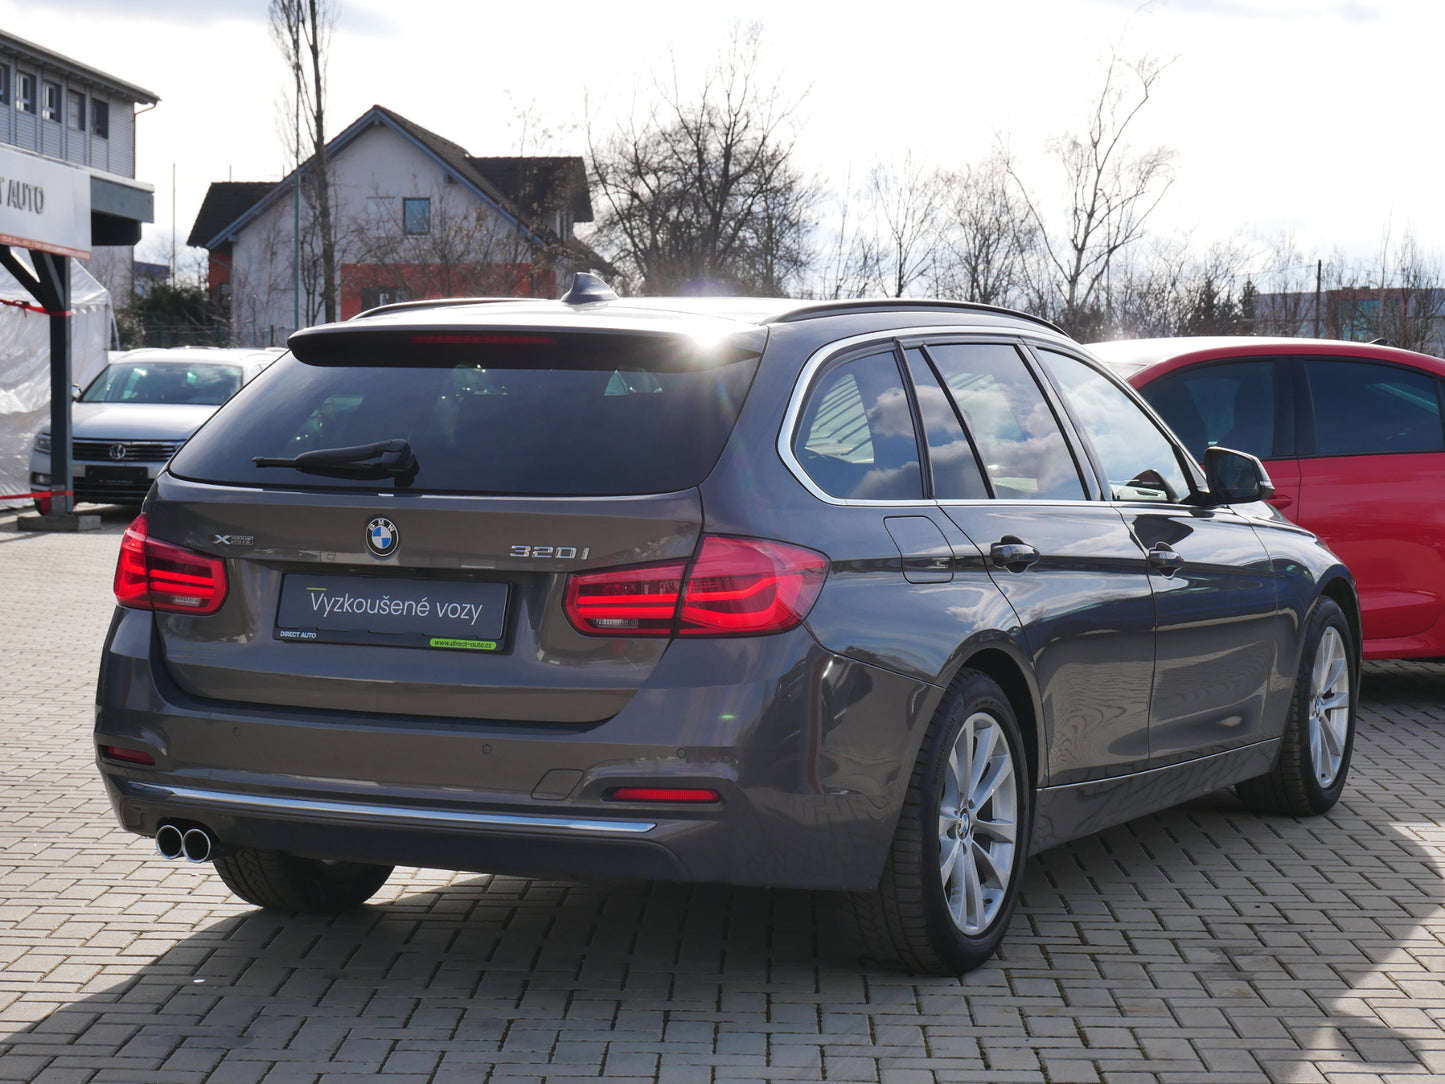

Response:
(275, 574), (510, 651)
(84, 465), (149, 486)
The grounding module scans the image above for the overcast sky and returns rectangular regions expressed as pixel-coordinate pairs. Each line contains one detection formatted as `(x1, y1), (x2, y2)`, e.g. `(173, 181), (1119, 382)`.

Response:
(4, 0), (1438, 281)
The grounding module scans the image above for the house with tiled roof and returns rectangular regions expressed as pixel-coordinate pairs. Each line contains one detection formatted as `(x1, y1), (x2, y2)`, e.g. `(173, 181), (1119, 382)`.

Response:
(190, 105), (602, 346)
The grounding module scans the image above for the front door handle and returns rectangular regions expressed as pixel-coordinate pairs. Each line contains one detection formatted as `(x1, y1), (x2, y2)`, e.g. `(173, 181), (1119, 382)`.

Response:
(1148, 544), (1184, 576)
(990, 539), (1040, 573)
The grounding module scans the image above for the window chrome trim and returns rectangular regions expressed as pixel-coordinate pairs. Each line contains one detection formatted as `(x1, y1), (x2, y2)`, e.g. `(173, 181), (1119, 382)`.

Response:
(777, 325), (1081, 507)
(123, 780), (657, 835)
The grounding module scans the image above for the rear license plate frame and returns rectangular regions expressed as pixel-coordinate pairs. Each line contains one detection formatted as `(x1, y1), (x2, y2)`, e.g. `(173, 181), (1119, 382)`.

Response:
(274, 573), (511, 652)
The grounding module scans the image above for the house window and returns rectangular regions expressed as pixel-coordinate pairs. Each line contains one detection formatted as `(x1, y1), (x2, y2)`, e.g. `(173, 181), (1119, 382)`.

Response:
(361, 287), (411, 310)
(91, 99), (109, 138)
(68, 91), (85, 131)
(17, 72), (35, 113)
(0, 65), (9, 107)
(42, 81), (60, 121)
(403, 198), (431, 235)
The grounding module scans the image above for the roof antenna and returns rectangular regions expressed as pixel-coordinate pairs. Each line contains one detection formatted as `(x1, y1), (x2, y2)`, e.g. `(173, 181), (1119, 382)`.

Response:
(561, 272), (618, 306)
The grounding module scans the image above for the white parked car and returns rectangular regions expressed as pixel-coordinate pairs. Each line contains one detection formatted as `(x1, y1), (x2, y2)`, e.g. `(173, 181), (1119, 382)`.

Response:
(29, 347), (282, 511)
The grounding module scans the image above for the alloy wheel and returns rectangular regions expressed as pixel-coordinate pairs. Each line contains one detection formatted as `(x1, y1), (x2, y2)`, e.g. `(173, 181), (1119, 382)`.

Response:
(1307, 626), (1351, 788)
(938, 710), (1019, 935)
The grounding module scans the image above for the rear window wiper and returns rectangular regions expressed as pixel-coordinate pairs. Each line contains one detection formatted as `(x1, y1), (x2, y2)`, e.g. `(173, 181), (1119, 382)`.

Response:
(253, 438), (418, 478)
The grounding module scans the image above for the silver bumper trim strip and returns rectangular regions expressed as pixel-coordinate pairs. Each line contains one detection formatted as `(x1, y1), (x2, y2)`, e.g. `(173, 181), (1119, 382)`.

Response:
(123, 781), (657, 835)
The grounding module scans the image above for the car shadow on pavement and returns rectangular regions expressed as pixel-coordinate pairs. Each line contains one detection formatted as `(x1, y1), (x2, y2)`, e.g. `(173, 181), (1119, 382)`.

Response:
(0, 667), (1441, 1080)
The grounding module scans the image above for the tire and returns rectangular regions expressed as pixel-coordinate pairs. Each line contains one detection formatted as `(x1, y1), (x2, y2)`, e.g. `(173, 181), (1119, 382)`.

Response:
(212, 847), (393, 912)
(841, 670), (1032, 975)
(1236, 597), (1356, 816)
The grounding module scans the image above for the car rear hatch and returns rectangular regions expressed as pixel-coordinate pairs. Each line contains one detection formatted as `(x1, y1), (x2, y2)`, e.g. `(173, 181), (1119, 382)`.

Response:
(148, 314), (767, 723)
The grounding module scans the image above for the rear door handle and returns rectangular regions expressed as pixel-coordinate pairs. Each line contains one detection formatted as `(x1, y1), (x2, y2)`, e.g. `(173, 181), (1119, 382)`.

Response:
(990, 540), (1040, 573)
(1148, 544), (1184, 576)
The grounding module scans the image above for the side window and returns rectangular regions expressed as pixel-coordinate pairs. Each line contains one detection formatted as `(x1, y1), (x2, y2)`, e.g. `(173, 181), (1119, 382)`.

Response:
(795, 352), (923, 501)
(1038, 350), (1190, 503)
(1305, 359), (1445, 457)
(903, 349), (989, 500)
(926, 342), (1086, 501)
(1139, 360), (1278, 462)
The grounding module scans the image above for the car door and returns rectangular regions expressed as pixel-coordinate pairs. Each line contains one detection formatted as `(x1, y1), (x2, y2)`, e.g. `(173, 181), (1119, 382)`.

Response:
(911, 341), (1157, 786)
(1293, 356), (1445, 652)
(1036, 347), (1282, 764)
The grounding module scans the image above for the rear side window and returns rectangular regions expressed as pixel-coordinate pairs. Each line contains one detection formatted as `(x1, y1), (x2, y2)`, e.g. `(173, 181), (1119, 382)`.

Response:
(926, 343), (1086, 501)
(1304, 359), (1445, 457)
(170, 333), (761, 496)
(903, 349), (989, 500)
(1138, 360), (1280, 461)
(794, 351), (923, 500)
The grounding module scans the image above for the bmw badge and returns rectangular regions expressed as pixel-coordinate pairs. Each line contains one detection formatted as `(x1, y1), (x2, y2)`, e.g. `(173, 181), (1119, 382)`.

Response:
(366, 516), (400, 558)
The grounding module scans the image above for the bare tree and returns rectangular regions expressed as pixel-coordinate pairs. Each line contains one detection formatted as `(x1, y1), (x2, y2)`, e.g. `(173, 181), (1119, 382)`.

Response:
(1383, 232), (1445, 354)
(932, 153), (1039, 308)
(587, 24), (817, 295)
(1006, 53), (1176, 336)
(270, 0), (338, 322)
(801, 182), (880, 300)
(866, 154), (947, 298)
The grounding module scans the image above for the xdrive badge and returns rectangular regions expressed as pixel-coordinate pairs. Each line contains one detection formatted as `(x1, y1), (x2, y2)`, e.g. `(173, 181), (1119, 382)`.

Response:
(366, 516), (400, 558)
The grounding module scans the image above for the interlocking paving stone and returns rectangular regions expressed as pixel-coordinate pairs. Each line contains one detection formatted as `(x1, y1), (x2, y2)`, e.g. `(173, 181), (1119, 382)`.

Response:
(2, 509), (1445, 1081)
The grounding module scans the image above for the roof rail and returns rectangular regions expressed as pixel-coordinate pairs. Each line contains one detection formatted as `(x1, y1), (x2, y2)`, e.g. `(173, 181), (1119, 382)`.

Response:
(763, 298), (1064, 335)
(351, 297), (552, 320)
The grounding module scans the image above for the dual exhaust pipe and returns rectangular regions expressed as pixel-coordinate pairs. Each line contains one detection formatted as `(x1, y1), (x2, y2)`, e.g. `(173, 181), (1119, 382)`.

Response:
(155, 823), (216, 863)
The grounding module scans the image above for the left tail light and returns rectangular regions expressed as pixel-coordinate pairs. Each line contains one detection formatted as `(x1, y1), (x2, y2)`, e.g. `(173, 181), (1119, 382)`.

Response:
(565, 535), (827, 637)
(114, 514), (228, 615)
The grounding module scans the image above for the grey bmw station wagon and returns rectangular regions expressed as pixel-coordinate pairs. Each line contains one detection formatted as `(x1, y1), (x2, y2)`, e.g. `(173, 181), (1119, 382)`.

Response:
(96, 277), (1359, 974)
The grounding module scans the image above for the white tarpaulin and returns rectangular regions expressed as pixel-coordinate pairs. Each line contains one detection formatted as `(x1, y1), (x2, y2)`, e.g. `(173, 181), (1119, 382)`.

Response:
(0, 254), (111, 506)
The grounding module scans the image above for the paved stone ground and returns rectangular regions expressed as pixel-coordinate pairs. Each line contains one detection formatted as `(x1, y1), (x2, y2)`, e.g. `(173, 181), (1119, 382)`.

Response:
(1, 508), (1444, 1083)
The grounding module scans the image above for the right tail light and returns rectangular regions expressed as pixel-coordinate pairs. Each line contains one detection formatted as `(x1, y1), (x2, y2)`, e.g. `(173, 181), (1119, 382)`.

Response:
(565, 536), (827, 638)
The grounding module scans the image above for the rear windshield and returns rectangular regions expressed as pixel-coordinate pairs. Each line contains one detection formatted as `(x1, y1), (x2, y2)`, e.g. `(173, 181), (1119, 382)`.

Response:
(168, 332), (762, 496)
(82, 361), (242, 406)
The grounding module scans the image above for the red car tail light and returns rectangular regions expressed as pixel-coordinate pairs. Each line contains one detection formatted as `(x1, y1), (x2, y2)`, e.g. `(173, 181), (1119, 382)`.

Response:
(678, 537), (828, 636)
(564, 559), (689, 635)
(564, 536), (827, 638)
(114, 515), (228, 615)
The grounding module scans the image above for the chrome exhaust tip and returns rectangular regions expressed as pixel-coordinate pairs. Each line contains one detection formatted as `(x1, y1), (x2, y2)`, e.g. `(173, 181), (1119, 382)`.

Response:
(155, 823), (184, 860)
(181, 827), (214, 864)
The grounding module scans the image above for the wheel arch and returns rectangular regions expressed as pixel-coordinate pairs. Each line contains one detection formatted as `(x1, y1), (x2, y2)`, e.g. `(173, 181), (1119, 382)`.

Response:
(946, 644), (1044, 791)
(1319, 573), (1362, 665)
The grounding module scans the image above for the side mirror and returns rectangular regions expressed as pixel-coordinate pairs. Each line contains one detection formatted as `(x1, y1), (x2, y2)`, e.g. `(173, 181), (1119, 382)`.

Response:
(1203, 446), (1275, 505)
(71, 385), (82, 401)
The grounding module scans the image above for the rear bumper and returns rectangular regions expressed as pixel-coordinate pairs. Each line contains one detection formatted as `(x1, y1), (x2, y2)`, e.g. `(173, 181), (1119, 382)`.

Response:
(96, 609), (937, 891)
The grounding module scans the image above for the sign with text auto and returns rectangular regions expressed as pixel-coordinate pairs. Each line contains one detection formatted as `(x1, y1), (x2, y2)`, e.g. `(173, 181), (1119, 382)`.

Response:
(0, 145), (91, 259)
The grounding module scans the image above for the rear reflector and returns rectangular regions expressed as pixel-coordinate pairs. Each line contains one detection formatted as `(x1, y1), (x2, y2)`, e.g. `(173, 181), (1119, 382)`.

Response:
(114, 514), (228, 615)
(606, 787), (721, 803)
(564, 536), (827, 638)
(100, 745), (155, 766)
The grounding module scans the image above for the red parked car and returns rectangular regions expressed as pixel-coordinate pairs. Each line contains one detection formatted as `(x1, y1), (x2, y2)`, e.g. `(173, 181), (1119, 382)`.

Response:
(1089, 336), (1445, 661)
